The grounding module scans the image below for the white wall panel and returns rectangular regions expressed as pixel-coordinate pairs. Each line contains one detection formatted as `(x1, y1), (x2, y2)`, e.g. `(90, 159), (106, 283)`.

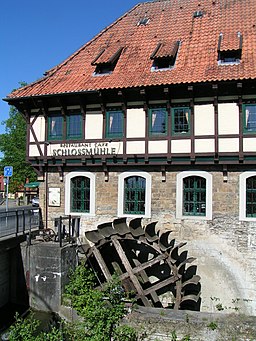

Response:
(243, 138), (256, 152)
(30, 116), (45, 142)
(171, 140), (191, 153)
(148, 140), (168, 154)
(218, 138), (239, 152)
(126, 141), (145, 154)
(195, 139), (215, 153)
(127, 108), (145, 138)
(218, 103), (239, 135)
(85, 112), (103, 139)
(194, 104), (214, 136)
(29, 144), (43, 157)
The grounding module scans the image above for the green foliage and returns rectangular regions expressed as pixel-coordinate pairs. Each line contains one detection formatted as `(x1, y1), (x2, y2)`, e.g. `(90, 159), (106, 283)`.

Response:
(113, 324), (137, 341)
(8, 312), (63, 341)
(207, 321), (218, 331)
(0, 83), (37, 193)
(64, 263), (136, 341)
(8, 312), (40, 341)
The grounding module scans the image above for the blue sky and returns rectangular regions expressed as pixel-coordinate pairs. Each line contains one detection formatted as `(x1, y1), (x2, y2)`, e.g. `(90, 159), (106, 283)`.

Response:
(0, 0), (145, 136)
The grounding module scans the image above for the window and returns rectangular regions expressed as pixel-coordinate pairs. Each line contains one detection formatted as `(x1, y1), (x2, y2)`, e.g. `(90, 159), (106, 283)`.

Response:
(118, 171), (151, 218)
(151, 41), (179, 71)
(176, 171), (212, 220)
(243, 104), (256, 133)
(124, 176), (146, 214)
(48, 110), (83, 141)
(48, 114), (63, 140)
(67, 114), (82, 139)
(172, 107), (190, 135)
(183, 176), (206, 216)
(149, 108), (167, 135)
(239, 172), (256, 221)
(71, 176), (90, 213)
(217, 32), (242, 65)
(65, 172), (95, 216)
(106, 110), (124, 138)
(92, 47), (123, 75)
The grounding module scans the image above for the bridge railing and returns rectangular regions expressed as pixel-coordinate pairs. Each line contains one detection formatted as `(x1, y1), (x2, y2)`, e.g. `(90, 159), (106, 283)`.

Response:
(0, 207), (42, 239)
(54, 215), (80, 247)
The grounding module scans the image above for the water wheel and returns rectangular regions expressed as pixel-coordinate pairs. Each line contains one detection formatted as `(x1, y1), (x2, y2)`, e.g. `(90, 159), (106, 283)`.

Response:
(79, 217), (201, 310)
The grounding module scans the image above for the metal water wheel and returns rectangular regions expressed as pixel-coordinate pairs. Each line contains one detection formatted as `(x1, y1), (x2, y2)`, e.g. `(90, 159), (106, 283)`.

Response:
(79, 218), (201, 310)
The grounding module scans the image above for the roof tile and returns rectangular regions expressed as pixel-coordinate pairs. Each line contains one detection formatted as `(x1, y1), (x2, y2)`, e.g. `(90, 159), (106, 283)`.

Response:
(7, 0), (256, 99)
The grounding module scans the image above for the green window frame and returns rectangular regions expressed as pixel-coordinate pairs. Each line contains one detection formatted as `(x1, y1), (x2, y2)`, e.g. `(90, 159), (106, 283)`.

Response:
(70, 176), (90, 213)
(124, 176), (146, 215)
(106, 110), (124, 138)
(172, 107), (190, 135)
(243, 104), (256, 134)
(149, 108), (168, 136)
(67, 114), (82, 140)
(246, 176), (256, 217)
(48, 114), (63, 140)
(183, 176), (206, 216)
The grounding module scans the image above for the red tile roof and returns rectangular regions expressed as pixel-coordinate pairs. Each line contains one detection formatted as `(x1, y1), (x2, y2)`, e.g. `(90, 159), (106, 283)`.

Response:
(7, 0), (256, 99)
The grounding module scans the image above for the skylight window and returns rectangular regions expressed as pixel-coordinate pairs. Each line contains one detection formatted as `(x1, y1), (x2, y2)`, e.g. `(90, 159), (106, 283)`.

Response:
(138, 17), (149, 26)
(150, 41), (180, 71)
(91, 46), (123, 75)
(218, 32), (242, 65)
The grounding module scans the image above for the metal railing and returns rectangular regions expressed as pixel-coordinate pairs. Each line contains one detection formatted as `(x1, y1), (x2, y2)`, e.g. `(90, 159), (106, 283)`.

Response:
(54, 215), (80, 247)
(0, 207), (42, 239)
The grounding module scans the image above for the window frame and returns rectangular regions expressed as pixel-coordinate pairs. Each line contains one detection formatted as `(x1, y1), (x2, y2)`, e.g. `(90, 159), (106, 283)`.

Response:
(118, 171), (151, 218)
(239, 171), (256, 221)
(171, 107), (191, 136)
(149, 108), (168, 136)
(106, 110), (124, 139)
(243, 104), (256, 134)
(48, 114), (64, 141)
(65, 172), (95, 216)
(67, 113), (83, 140)
(176, 171), (212, 220)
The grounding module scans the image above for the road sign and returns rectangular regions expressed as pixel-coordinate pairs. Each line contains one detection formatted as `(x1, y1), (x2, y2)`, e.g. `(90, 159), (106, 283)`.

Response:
(4, 166), (13, 177)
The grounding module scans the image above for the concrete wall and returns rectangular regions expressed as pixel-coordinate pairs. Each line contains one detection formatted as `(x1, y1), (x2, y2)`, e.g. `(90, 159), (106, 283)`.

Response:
(21, 242), (76, 312)
(126, 307), (256, 341)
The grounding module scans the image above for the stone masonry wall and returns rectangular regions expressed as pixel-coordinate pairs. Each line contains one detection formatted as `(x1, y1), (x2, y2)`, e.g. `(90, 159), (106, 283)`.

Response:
(38, 166), (256, 315)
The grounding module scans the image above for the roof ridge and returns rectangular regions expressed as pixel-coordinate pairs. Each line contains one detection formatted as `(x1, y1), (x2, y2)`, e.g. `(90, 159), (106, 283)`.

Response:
(8, 2), (143, 98)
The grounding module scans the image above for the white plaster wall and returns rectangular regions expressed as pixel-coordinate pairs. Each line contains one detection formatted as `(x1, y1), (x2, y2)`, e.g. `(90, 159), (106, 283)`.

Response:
(85, 112), (103, 139)
(148, 140), (168, 154)
(195, 139), (215, 153)
(127, 108), (145, 138)
(243, 138), (256, 152)
(218, 103), (239, 135)
(29, 144), (43, 157)
(126, 141), (145, 154)
(194, 104), (215, 136)
(218, 138), (239, 152)
(30, 116), (45, 142)
(171, 139), (191, 153)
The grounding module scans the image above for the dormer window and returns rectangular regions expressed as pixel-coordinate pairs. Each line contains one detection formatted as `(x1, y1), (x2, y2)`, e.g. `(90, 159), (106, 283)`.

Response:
(92, 46), (123, 75)
(150, 41), (180, 71)
(218, 32), (242, 65)
(138, 17), (149, 26)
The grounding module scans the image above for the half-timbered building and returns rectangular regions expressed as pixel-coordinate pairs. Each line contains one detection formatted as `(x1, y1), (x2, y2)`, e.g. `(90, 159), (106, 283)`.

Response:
(4, 0), (256, 314)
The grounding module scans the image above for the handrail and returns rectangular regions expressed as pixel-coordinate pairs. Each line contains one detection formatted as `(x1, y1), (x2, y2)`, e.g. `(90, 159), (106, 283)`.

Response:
(0, 207), (43, 240)
(54, 215), (80, 247)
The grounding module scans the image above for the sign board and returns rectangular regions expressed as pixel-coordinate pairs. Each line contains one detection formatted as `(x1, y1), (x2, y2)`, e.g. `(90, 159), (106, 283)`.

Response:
(49, 188), (61, 207)
(4, 166), (13, 177)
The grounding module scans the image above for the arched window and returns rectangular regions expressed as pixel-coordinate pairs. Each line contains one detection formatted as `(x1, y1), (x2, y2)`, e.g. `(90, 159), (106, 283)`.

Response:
(124, 176), (146, 214)
(183, 176), (206, 216)
(65, 172), (95, 216)
(70, 176), (90, 213)
(118, 171), (151, 218)
(239, 172), (256, 220)
(176, 171), (212, 220)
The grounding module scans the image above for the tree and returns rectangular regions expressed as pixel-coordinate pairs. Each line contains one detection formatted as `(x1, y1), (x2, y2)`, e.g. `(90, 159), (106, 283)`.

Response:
(0, 100), (37, 193)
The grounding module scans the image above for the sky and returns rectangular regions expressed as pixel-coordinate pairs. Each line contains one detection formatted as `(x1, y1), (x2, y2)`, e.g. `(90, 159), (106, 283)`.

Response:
(0, 0), (146, 136)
